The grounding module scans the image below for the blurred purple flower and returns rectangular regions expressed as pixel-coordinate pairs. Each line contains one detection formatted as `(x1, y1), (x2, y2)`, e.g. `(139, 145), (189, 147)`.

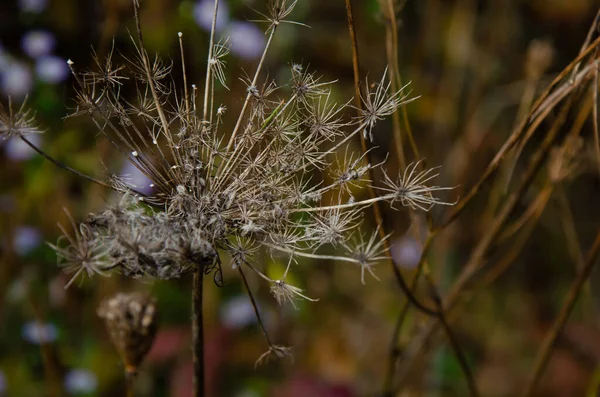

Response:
(36, 55), (69, 83)
(390, 236), (422, 270)
(22, 321), (58, 344)
(64, 369), (98, 394)
(120, 160), (154, 195)
(227, 21), (265, 60)
(220, 295), (256, 329)
(3, 133), (41, 161)
(21, 30), (56, 59)
(13, 226), (42, 256)
(1, 62), (33, 99)
(18, 0), (49, 13)
(194, 0), (229, 32)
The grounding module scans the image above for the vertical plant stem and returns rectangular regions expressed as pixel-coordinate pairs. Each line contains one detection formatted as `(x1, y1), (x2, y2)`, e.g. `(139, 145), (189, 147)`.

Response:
(192, 270), (205, 397)
(344, 3), (476, 394)
(521, 228), (600, 397)
(343, 0), (437, 317)
(203, 0), (219, 121)
(427, 276), (480, 397)
(125, 371), (135, 397)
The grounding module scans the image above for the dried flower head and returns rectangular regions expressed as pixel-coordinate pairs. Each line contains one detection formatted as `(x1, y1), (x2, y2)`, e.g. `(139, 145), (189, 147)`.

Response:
(0, 98), (42, 140)
(255, 345), (293, 368)
(357, 67), (418, 141)
(97, 292), (158, 375)
(48, 209), (111, 289)
(36, 0), (457, 364)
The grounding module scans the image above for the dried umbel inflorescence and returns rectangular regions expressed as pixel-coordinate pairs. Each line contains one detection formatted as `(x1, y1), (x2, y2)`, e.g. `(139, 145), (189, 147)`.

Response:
(36, 0), (456, 361)
(97, 292), (158, 375)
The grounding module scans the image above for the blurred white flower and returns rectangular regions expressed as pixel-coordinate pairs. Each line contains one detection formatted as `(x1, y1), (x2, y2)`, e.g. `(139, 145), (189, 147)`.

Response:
(390, 236), (422, 269)
(220, 295), (256, 329)
(21, 30), (56, 59)
(22, 322), (58, 344)
(3, 133), (41, 161)
(1, 62), (33, 99)
(13, 226), (42, 256)
(64, 369), (98, 394)
(18, 0), (49, 13)
(120, 160), (154, 195)
(227, 21), (266, 60)
(194, 0), (229, 32)
(36, 55), (69, 83)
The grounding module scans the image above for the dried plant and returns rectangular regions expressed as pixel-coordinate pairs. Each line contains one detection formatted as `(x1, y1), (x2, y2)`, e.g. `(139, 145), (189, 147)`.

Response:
(97, 292), (158, 396)
(97, 292), (158, 375)
(8, 0), (457, 395)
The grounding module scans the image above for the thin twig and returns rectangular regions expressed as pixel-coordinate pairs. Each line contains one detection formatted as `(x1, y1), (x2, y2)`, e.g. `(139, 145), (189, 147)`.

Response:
(437, 35), (600, 231)
(192, 270), (205, 397)
(521, 228), (600, 397)
(125, 371), (135, 397)
(427, 277), (480, 397)
(343, 0), (437, 317)
(395, 79), (588, 391)
(238, 266), (272, 346)
(203, 0), (219, 121)
(19, 136), (116, 191)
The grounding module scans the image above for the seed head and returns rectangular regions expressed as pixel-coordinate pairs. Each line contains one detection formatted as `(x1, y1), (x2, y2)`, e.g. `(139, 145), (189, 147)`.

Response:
(97, 292), (158, 375)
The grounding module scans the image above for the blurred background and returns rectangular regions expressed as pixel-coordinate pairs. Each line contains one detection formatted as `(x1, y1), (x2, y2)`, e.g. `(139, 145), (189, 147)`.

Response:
(1, 0), (600, 396)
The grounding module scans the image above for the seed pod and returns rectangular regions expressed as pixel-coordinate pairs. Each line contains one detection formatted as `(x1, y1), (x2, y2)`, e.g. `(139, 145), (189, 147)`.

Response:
(97, 292), (157, 375)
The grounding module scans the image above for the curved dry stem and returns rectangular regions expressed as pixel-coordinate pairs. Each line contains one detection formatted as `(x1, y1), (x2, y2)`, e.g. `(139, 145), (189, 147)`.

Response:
(521, 228), (600, 397)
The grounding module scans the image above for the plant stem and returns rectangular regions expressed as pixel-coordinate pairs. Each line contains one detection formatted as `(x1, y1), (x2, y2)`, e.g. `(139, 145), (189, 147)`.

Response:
(343, 0), (437, 317)
(125, 371), (135, 397)
(521, 228), (600, 397)
(192, 270), (205, 397)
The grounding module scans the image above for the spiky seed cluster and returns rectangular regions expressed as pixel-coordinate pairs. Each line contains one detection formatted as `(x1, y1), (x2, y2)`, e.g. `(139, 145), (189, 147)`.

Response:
(97, 292), (158, 374)
(0, 99), (42, 140)
(45, 0), (455, 340)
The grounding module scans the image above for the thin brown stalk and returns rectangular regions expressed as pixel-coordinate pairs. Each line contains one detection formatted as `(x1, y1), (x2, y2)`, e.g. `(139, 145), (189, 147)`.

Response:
(126, 371), (135, 397)
(593, 62), (600, 177)
(521, 228), (600, 397)
(569, 7), (600, 82)
(427, 277), (480, 397)
(343, 5), (481, 391)
(202, 0), (219, 121)
(192, 270), (205, 397)
(496, 184), (553, 245)
(132, 0), (183, 174)
(382, 0), (407, 169)
(437, 35), (600, 231)
(19, 136), (115, 191)
(395, 83), (588, 391)
(480, 185), (552, 288)
(27, 293), (62, 397)
(384, 0), (421, 163)
(446, 94), (574, 313)
(344, 0), (437, 317)
(178, 32), (191, 123)
(382, 234), (432, 395)
(238, 266), (273, 346)
(554, 187), (595, 314)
